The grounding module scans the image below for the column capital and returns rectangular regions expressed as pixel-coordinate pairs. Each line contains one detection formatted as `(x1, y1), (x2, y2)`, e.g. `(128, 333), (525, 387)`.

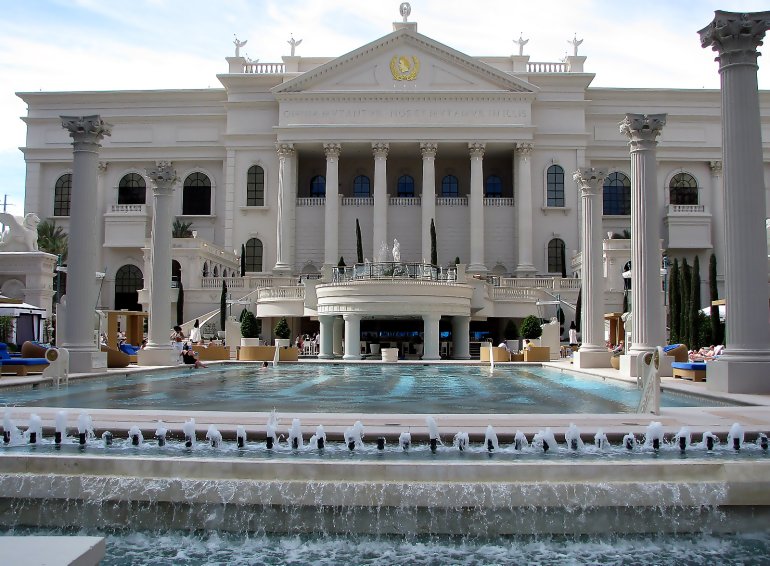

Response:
(420, 142), (438, 158)
(573, 168), (607, 197)
(97, 161), (108, 174)
(516, 142), (534, 157)
(709, 160), (723, 176)
(146, 161), (178, 195)
(323, 143), (341, 159)
(620, 113), (666, 149)
(468, 142), (486, 158)
(275, 142), (295, 157)
(699, 11), (770, 68)
(372, 142), (390, 158)
(61, 115), (112, 147)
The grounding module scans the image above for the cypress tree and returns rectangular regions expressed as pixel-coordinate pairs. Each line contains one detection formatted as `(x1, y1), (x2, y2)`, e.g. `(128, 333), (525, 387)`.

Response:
(690, 256), (700, 349)
(680, 258), (691, 348)
(669, 258), (680, 344)
(240, 243), (246, 276)
(176, 279), (184, 326)
(220, 280), (228, 331)
(709, 253), (723, 345)
(430, 218), (438, 266)
(355, 219), (364, 264)
(574, 288), (582, 332)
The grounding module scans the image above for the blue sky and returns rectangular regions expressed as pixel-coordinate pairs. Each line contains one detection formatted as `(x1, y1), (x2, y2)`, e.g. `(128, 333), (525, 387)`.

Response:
(1, 0), (767, 217)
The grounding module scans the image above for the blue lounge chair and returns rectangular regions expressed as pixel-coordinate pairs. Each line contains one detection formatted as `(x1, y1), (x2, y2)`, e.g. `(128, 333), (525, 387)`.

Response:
(672, 361), (707, 382)
(0, 343), (49, 376)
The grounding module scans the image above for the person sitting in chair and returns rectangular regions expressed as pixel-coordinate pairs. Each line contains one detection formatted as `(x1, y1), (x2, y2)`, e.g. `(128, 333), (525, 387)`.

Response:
(181, 344), (207, 369)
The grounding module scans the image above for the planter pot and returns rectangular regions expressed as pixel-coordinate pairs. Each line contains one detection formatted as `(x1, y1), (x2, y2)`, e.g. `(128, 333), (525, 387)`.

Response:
(275, 338), (291, 348)
(369, 344), (380, 354)
(241, 338), (261, 347)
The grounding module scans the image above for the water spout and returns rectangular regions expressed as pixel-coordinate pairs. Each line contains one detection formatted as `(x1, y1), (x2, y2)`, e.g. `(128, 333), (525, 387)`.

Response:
(102, 431), (113, 446)
(484, 425), (499, 452)
(758, 433), (769, 451)
(182, 418), (196, 448)
(236, 426), (247, 449)
(344, 421), (365, 451)
(514, 430), (528, 451)
(206, 424), (222, 448)
(308, 424), (326, 450)
(453, 431), (469, 451)
(565, 423), (583, 451)
(55, 410), (68, 445)
(399, 431), (411, 451)
(533, 428), (557, 453)
(2, 412), (22, 445)
(701, 431), (718, 451)
(623, 432), (636, 450)
(645, 421), (664, 451)
(77, 413), (94, 446)
(728, 423), (744, 451)
(426, 416), (442, 452)
(266, 410), (278, 449)
(288, 418), (303, 450)
(377, 437), (386, 450)
(26, 414), (42, 444)
(488, 342), (495, 374)
(155, 421), (168, 447)
(674, 427), (691, 453)
(594, 429), (609, 451)
(128, 425), (143, 446)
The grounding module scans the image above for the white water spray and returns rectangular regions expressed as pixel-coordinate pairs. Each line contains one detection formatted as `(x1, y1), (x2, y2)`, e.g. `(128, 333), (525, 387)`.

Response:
(182, 418), (196, 446)
(55, 411), (69, 438)
(206, 424), (222, 448)
(128, 425), (144, 445)
(565, 423), (584, 450)
(514, 430), (529, 450)
(484, 425), (499, 451)
(77, 413), (94, 440)
(26, 414), (42, 443)
(308, 424), (326, 449)
(453, 431), (469, 451)
(288, 418), (303, 449)
(593, 429), (609, 450)
(344, 421), (365, 449)
(399, 431), (411, 450)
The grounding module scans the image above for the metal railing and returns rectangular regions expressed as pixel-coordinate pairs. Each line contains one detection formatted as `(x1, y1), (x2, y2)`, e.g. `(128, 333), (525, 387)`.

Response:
(331, 262), (458, 283)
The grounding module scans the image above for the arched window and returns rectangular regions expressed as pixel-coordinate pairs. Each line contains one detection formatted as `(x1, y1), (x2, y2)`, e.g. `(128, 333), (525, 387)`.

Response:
(441, 175), (459, 197)
(310, 175), (326, 197)
(172, 260), (181, 286)
(222, 268), (229, 278)
(213, 265), (219, 278)
(547, 165), (565, 207)
(202, 262), (209, 277)
(485, 175), (502, 198)
(245, 238), (263, 272)
(246, 165), (265, 206)
(353, 175), (371, 197)
(182, 172), (211, 215)
(603, 172), (631, 215)
(114, 264), (143, 311)
(54, 174), (72, 216)
(118, 173), (146, 205)
(548, 238), (566, 274)
(669, 173), (698, 205)
(397, 175), (415, 197)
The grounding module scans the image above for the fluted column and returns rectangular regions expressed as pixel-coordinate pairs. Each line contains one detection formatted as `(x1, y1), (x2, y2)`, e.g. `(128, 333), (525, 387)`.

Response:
(451, 316), (470, 360)
(420, 142), (437, 264)
(700, 10), (770, 393)
(318, 314), (334, 359)
(342, 313), (361, 360)
(274, 143), (295, 273)
(422, 313), (441, 360)
(467, 142), (486, 272)
(573, 168), (612, 368)
(60, 115), (111, 373)
(515, 143), (536, 276)
(333, 316), (344, 356)
(139, 162), (178, 366)
(709, 160), (725, 283)
(323, 143), (341, 267)
(620, 114), (666, 367)
(372, 143), (389, 255)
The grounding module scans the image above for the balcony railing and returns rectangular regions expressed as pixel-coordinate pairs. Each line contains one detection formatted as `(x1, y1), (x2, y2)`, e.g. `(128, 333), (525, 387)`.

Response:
(668, 204), (706, 214)
(297, 197), (325, 206)
(332, 262), (458, 283)
(244, 62), (285, 74)
(491, 287), (539, 300)
(199, 275), (297, 289)
(436, 197), (468, 206)
(389, 197), (421, 206)
(258, 287), (305, 300)
(341, 197), (374, 206)
(527, 61), (568, 73)
(483, 197), (514, 206)
(496, 277), (581, 290)
(108, 204), (147, 214)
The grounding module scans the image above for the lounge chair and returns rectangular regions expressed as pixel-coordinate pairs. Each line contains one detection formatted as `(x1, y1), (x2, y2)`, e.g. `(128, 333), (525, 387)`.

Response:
(672, 361), (707, 382)
(118, 343), (140, 364)
(0, 343), (49, 376)
(101, 345), (131, 368)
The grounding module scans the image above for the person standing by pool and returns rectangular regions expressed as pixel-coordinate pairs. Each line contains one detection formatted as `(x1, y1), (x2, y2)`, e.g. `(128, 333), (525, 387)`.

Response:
(190, 319), (201, 344)
(568, 321), (578, 347)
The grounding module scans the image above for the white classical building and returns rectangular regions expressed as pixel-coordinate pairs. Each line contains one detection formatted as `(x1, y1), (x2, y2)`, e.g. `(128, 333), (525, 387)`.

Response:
(15, 10), (770, 359)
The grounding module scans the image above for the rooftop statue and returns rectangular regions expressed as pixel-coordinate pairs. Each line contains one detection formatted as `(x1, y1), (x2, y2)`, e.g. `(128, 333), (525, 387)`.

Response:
(287, 35), (302, 56)
(569, 34), (583, 57)
(514, 34), (529, 56)
(399, 2), (411, 22)
(0, 212), (40, 252)
(233, 36), (247, 57)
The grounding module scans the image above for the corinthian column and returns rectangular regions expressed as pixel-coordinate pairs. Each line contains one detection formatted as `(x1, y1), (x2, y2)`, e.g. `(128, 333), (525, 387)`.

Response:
(699, 10), (770, 393)
(274, 143), (296, 273)
(323, 143), (341, 267)
(619, 114), (666, 376)
(573, 168), (611, 369)
(515, 143), (536, 276)
(138, 162), (178, 366)
(60, 115), (111, 373)
(420, 142), (437, 264)
(467, 142), (486, 273)
(372, 142), (389, 255)
(709, 160), (725, 281)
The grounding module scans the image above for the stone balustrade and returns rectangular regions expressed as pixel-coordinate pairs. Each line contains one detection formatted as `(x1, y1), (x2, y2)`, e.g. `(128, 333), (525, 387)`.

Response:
(243, 62), (285, 74)
(527, 61), (568, 73)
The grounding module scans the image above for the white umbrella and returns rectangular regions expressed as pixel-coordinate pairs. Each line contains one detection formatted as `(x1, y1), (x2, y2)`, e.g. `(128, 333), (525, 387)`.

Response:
(700, 305), (726, 322)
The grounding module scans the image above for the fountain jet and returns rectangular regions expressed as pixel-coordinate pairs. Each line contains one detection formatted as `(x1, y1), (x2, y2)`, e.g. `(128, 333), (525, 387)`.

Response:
(623, 432), (636, 451)
(728, 423), (744, 451)
(514, 430), (528, 451)
(308, 425), (326, 450)
(183, 418), (196, 448)
(155, 421), (168, 447)
(484, 425), (499, 452)
(701, 431), (717, 451)
(453, 432), (469, 452)
(399, 431), (411, 451)
(645, 421), (664, 451)
(594, 430), (609, 451)
(206, 424), (222, 448)
(758, 433), (769, 451)
(26, 414), (42, 444)
(2, 412), (22, 445)
(77, 413), (94, 446)
(565, 423), (583, 451)
(287, 418), (303, 450)
(128, 425), (143, 446)
(55, 410), (68, 445)
(102, 431), (113, 446)
(344, 421), (365, 451)
(266, 411), (278, 450)
(675, 427), (690, 453)
(533, 428), (557, 453)
(426, 416), (442, 453)
(236, 426), (247, 449)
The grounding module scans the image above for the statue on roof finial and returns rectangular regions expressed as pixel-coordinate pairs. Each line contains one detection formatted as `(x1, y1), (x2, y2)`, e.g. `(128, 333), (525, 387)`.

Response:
(287, 34), (303, 56)
(399, 2), (411, 23)
(569, 34), (583, 57)
(233, 35), (247, 57)
(515, 33), (529, 56)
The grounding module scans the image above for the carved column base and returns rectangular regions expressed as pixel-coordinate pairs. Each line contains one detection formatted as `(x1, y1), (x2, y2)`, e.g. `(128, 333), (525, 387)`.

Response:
(573, 350), (612, 369)
(68, 349), (107, 374)
(707, 358), (770, 394)
(137, 347), (178, 367)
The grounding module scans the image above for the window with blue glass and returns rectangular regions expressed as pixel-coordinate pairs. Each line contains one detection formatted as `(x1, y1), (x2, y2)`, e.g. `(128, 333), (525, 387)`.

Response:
(441, 175), (459, 197)
(54, 173), (72, 216)
(353, 175), (371, 197)
(397, 175), (415, 197)
(485, 175), (502, 197)
(310, 175), (326, 197)
(603, 172), (631, 215)
(546, 165), (565, 207)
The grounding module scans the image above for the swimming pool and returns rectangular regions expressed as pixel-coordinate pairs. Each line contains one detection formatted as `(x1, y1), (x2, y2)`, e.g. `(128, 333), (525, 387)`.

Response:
(0, 363), (718, 413)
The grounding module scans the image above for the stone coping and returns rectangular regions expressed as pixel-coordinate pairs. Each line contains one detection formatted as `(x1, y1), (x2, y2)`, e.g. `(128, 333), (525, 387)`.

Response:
(0, 536), (105, 566)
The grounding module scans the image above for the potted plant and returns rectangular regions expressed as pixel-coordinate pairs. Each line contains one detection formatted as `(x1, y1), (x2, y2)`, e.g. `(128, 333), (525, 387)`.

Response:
(274, 317), (292, 347)
(240, 310), (261, 347)
(369, 334), (380, 355)
(520, 315), (548, 362)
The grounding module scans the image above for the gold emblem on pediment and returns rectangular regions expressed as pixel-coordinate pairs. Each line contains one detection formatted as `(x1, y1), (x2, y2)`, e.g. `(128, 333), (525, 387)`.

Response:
(390, 55), (420, 81)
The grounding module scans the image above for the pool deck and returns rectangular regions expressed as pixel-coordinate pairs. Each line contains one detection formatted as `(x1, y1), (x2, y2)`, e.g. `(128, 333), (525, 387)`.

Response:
(1, 359), (768, 440)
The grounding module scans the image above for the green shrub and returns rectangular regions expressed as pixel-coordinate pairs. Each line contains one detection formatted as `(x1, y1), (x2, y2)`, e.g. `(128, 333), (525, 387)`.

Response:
(504, 319), (518, 339)
(240, 310), (260, 338)
(520, 315), (542, 340)
(274, 317), (291, 340)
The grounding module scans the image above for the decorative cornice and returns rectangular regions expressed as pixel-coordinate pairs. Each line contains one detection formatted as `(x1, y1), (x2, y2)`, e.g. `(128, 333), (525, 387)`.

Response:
(619, 113), (666, 149)
(573, 167), (607, 196)
(468, 142), (486, 158)
(699, 11), (770, 68)
(372, 142), (390, 158)
(146, 161), (178, 195)
(323, 143), (341, 159)
(60, 115), (112, 147)
(420, 142), (438, 158)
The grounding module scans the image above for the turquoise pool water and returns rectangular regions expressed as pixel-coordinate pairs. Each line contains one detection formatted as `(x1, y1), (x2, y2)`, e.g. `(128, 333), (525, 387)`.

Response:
(0, 364), (719, 413)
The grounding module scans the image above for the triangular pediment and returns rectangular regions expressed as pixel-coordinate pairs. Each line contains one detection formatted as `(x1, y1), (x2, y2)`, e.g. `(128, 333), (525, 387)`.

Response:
(273, 28), (537, 95)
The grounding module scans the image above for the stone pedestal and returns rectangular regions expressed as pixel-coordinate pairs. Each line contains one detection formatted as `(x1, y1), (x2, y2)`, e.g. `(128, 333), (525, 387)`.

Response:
(0, 251), (57, 317)
(574, 350), (612, 368)
(620, 352), (641, 378)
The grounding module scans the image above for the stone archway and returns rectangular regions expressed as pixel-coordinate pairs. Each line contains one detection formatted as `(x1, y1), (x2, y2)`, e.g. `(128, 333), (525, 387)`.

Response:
(114, 264), (143, 311)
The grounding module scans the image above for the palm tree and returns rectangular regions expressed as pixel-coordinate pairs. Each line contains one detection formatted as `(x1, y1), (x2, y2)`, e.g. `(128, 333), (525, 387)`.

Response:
(172, 219), (193, 238)
(37, 219), (68, 262)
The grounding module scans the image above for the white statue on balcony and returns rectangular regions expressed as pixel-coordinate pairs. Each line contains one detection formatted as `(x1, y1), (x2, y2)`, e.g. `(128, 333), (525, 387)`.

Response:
(0, 212), (40, 252)
(392, 239), (401, 262)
